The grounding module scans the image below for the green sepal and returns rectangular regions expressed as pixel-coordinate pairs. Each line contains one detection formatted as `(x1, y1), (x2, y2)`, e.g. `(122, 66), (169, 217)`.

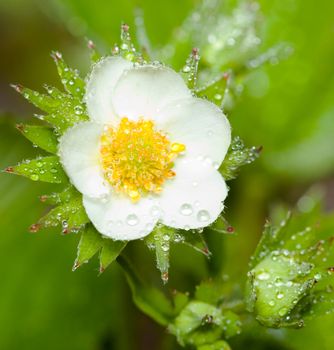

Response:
(118, 24), (138, 62)
(182, 48), (200, 90)
(196, 72), (229, 106)
(41, 91), (88, 133)
(145, 225), (174, 283)
(209, 215), (235, 235)
(86, 39), (102, 63)
(12, 83), (88, 134)
(51, 51), (85, 99)
(16, 124), (58, 154)
(181, 231), (211, 256)
(11, 84), (61, 113)
(172, 290), (190, 315)
(195, 280), (224, 306)
(74, 224), (127, 273)
(99, 239), (127, 273)
(6, 156), (67, 183)
(145, 225), (211, 283)
(197, 340), (231, 350)
(38, 193), (89, 233)
(40, 185), (78, 205)
(219, 136), (261, 181)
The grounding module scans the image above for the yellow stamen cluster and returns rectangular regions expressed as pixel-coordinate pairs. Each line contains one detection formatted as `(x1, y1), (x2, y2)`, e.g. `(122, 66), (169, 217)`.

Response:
(100, 117), (185, 201)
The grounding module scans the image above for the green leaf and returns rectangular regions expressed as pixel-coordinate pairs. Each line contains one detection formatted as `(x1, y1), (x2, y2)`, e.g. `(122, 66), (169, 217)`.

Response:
(99, 239), (127, 273)
(219, 136), (260, 181)
(51, 51), (85, 99)
(6, 156), (67, 183)
(196, 72), (229, 106)
(16, 124), (58, 154)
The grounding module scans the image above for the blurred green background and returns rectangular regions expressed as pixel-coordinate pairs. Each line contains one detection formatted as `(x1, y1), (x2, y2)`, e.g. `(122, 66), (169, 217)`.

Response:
(1, 0), (334, 349)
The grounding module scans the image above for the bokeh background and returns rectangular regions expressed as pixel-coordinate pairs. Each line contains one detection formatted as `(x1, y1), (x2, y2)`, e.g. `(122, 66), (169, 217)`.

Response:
(1, 0), (334, 349)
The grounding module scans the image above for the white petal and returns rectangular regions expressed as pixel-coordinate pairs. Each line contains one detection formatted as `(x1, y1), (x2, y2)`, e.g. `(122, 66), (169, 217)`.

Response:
(157, 97), (231, 166)
(159, 158), (228, 230)
(83, 194), (160, 240)
(58, 122), (109, 198)
(112, 64), (191, 120)
(85, 56), (133, 124)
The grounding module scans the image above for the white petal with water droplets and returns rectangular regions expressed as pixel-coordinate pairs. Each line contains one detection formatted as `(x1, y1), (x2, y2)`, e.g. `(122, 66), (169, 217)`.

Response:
(85, 56), (133, 124)
(83, 194), (160, 240)
(157, 97), (231, 167)
(111, 64), (191, 120)
(159, 158), (228, 229)
(58, 122), (110, 198)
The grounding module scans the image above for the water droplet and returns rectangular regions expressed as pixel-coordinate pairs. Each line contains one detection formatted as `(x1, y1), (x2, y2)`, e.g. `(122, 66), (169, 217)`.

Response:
(276, 292), (284, 299)
(257, 271), (270, 281)
(180, 203), (193, 216)
(30, 174), (39, 181)
(278, 307), (288, 316)
(150, 206), (161, 218)
(161, 243), (169, 252)
(197, 210), (210, 222)
(126, 214), (139, 226)
(174, 234), (183, 243)
(268, 300), (275, 306)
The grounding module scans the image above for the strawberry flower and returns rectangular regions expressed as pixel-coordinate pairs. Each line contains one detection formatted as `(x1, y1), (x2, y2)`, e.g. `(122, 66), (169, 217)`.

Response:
(58, 57), (231, 240)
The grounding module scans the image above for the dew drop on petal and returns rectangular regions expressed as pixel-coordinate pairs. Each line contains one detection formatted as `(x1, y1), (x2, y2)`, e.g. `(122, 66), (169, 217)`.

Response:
(180, 203), (193, 216)
(126, 214), (139, 226)
(197, 210), (210, 223)
(150, 206), (161, 218)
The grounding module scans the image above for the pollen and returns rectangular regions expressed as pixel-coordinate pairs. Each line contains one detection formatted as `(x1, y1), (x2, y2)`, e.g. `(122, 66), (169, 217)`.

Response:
(99, 117), (185, 201)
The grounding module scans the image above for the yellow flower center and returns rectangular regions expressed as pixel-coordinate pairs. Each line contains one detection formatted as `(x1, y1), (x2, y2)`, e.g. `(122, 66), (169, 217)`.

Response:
(100, 117), (185, 201)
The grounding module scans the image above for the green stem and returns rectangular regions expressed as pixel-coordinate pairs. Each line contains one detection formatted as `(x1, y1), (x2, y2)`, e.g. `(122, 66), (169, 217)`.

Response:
(117, 254), (174, 327)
